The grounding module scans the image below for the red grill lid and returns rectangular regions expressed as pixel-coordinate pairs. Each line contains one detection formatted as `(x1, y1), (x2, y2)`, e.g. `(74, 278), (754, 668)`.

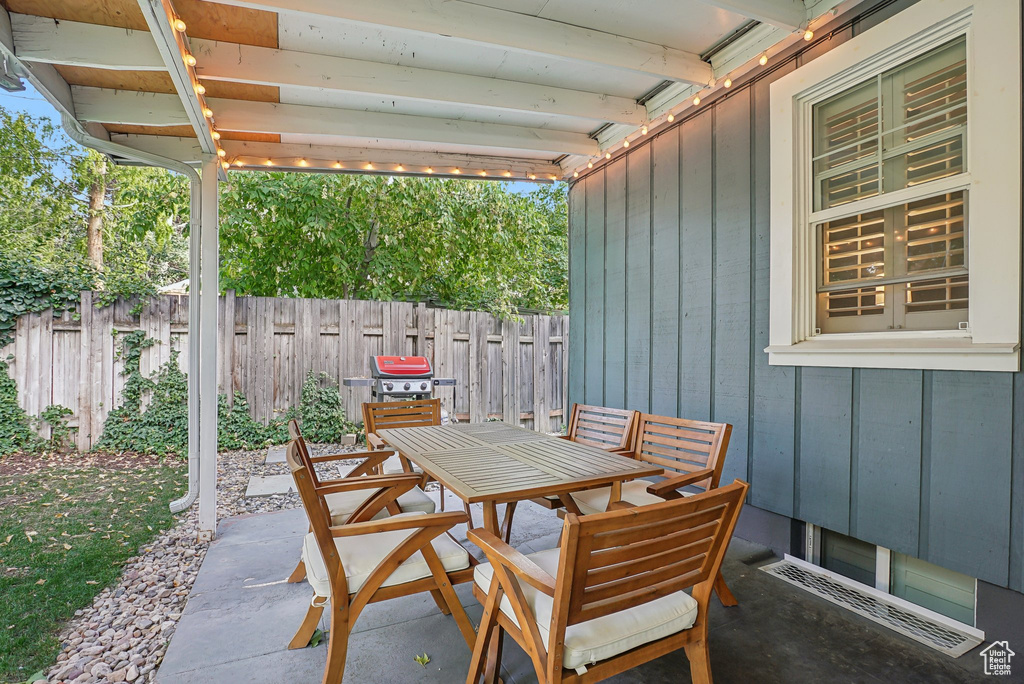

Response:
(371, 355), (433, 378)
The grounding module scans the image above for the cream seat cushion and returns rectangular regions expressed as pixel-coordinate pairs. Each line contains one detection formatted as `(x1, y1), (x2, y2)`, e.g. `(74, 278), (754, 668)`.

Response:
(569, 479), (682, 515)
(303, 512), (469, 597)
(323, 486), (434, 525)
(381, 454), (423, 475)
(474, 547), (698, 670)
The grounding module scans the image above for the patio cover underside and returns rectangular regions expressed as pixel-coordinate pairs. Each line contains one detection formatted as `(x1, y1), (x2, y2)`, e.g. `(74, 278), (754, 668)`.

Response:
(2, 0), (852, 180)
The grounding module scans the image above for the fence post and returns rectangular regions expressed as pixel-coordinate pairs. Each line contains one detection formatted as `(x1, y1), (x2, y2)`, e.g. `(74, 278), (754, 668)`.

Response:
(533, 315), (550, 433)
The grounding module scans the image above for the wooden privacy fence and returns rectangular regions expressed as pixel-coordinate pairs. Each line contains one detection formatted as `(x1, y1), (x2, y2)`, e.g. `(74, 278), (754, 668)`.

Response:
(3, 291), (569, 451)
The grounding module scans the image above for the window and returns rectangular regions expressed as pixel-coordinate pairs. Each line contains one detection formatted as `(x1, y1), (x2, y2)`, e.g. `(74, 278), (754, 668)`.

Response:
(767, 0), (1021, 372)
(814, 39), (968, 334)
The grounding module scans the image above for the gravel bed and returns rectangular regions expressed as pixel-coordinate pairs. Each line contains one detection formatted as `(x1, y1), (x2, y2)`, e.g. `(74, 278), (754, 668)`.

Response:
(43, 443), (362, 684)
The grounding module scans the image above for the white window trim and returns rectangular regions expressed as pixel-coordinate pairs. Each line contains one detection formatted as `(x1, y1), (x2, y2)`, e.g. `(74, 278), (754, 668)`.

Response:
(767, 0), (1021, 372)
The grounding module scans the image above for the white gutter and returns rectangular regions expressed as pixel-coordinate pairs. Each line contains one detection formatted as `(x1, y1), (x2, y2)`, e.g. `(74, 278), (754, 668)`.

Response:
(57, 113), (204, 515)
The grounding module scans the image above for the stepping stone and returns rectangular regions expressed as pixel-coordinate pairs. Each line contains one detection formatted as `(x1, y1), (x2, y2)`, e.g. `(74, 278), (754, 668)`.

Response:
(244, 475), (296, 498)
(264, 445), (287, 464)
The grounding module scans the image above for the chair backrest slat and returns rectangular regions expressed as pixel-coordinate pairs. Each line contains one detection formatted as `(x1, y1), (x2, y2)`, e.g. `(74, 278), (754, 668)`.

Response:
(566, 404), (639, 451)
(559, 482), (747, 627)
(632, 414), (732, 492)
(363, 398), (441, 435)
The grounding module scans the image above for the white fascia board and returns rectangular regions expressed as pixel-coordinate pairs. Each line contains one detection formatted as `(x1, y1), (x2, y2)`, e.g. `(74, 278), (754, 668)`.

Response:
(213, 0), (713, 85)
(11, 13), (163, 70)
(136, 0), (218, 155)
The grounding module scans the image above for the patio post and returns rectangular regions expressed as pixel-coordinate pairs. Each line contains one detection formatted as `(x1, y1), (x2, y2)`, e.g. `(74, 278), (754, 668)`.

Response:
(198, 156), (220, 534)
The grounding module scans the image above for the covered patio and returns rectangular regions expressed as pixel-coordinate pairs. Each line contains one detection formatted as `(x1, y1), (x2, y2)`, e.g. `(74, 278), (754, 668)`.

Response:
(3, 0), (1021, 682)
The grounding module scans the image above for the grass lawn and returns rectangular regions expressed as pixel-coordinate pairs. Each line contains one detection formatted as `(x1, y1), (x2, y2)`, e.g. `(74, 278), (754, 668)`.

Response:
(0, 453), (185, 683)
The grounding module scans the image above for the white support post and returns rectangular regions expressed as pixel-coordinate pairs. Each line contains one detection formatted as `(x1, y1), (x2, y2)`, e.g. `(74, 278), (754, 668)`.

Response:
(875, 546), (892, 593)
(197, 156), (220, 534)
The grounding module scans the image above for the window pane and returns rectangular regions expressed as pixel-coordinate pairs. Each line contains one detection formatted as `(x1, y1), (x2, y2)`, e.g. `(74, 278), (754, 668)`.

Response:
(822, 210), (886, 285)
(822, 286), (886, 320)
(814, 81), (880, 209)
(905, 276), (968, 313)
(898, 191), (966, 275)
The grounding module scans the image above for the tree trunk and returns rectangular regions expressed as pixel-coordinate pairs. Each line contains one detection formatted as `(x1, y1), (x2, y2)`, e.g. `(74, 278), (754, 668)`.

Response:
(87, 158), (106, 270)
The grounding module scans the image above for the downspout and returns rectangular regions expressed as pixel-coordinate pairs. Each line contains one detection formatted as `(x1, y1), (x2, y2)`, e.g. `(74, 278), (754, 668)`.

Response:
(59, 113), (203, 514)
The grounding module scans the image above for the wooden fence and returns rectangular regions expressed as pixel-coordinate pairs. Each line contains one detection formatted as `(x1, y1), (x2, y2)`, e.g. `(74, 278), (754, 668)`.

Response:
(3, 291), (569, 451)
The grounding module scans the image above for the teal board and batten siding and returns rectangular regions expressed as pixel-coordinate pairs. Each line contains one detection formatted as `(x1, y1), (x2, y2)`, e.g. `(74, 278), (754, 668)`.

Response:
(566, 1), (1024, 594)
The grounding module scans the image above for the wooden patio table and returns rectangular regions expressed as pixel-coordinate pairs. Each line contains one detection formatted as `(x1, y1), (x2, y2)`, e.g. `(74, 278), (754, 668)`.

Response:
(377, 422), (663, 541)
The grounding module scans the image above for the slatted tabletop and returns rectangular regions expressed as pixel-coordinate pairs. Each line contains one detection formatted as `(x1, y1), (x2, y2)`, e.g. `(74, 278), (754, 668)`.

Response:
(378, 422), (662, 504)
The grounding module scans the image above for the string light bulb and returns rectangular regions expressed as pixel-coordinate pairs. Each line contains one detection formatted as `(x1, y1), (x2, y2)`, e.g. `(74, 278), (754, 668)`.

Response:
(265, 159), (273, 166)
(529, 174), (537, 180)
(221, 160), (229, 170)
(396, 164), (405, 172)
(426, 167), (434, 174)
(365, 162), (374, 170)
(724, 78), (732, 88)
(173, 18), (187, 32)
(333, 162), (343, 169)
(587, 161), (593, 169)
(210, 130), (220, 140)
(479, 170), (487, 176)
(298, 158), (307, 166)
(183, 52), (197, 67)
(759, 53), (768, 66)
(194, 82), (206, 95)
(803, 29), (814, 41)
(667, 113), (675, 122)
(605, 152), (611, 159)
(234, 159), (243, 167)
(549, 174), (557, 181)
(573, 171), (579, 178)
(623, 139), (629, 148)
(453, 168), (461, 174)
(641, 125), (648, 135)
(504, 171), (512, 177)
(692, 95), (701, 106)
(202, 107), (213, 118)
(217, 148), (226, 157)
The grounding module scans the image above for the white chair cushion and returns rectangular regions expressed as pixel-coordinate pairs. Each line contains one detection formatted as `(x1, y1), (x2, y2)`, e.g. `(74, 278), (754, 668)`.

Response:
(570, 480), (670, 515)
(474, 547), (699, 670)
(381, 453), (423, 475)
(303, 512), (470, 598)
(323, 486), (435, 525)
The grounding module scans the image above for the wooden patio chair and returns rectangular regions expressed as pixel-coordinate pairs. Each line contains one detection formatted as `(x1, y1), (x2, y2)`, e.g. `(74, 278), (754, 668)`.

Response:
(363, 398), (475, 524)
(285, 439), (478, 683)
(286, 420), (436, 584)
(565, 414), (738, 606)
(466, 480), (749, 684)
(559, 404), (639, 453)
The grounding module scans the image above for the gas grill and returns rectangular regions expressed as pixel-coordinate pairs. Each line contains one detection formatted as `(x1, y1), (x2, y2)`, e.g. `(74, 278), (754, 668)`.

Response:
(344, 355), (455, 400)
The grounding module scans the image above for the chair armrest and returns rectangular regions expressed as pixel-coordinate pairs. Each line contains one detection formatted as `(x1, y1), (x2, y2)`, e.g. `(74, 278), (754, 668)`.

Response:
(330, 510), (468, 537)
(467, 528), (557, 596)
(645, 468), (715, 498)
(309, 449), (393, 464)
(555, 434), (571, 441)
(366, 433), (386, 450)
(608, 447), (634, 457)
(313, 473), (422, 496)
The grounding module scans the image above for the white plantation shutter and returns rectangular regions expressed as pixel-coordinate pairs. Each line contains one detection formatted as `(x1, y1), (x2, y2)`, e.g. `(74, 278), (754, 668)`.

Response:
(812, 37), (968, 333)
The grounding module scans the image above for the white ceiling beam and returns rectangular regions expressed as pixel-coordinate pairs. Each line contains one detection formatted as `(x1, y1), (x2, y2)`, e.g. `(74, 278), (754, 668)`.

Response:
(698, 0), (807, 31)
(209, 98), (598, 156)
(191, 40), (645, 126)
(11, 13), (164, 70)
(71, 86), (599, 156)
(135, 0), (218, 155)
(210, 0), (714, 85)
(73, 86), (189, 126)
(108, 133), (562, 178)
(11, 15), (644, 125)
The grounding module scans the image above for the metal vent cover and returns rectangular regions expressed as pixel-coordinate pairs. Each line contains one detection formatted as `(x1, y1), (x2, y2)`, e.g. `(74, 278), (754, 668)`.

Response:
(760, 555), (983, 658)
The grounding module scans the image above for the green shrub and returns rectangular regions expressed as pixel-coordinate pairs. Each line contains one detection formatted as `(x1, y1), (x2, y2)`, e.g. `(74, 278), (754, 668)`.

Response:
(293, 370), (356, 443)
(0, 360), (36, 456)
(40, 404), (75, 451)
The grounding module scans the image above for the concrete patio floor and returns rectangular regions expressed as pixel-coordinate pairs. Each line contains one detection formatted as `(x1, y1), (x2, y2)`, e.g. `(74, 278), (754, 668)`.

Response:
(156, 490), (985, 683)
